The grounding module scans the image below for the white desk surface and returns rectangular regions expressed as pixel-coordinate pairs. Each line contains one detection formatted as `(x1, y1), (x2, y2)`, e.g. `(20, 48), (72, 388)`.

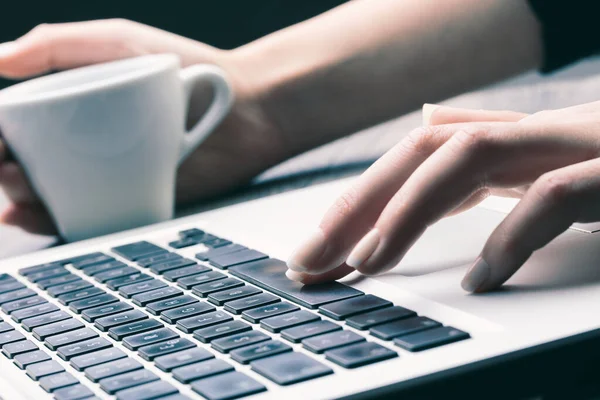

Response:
(1, 59), (600, 259)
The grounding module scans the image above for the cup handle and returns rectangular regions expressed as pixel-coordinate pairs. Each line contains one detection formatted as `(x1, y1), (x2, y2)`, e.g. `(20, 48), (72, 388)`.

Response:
(178, 64), (234, 164)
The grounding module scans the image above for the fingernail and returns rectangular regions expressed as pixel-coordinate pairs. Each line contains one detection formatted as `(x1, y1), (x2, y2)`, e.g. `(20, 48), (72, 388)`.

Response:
(0, 42), (18, 58)
(422, 103), (440, 126)
(286, 228), (327, 272)
(461, 256), (490, 292)
(346, 229), (380, 268)
(285, 269), (304, 282)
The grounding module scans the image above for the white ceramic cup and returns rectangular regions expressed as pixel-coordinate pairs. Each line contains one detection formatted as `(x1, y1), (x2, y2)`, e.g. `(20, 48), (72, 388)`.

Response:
(0, 54), (233, 242)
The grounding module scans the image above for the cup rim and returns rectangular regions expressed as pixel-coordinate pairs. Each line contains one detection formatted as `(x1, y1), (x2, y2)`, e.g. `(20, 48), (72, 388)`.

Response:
(0, 53), (180, 107)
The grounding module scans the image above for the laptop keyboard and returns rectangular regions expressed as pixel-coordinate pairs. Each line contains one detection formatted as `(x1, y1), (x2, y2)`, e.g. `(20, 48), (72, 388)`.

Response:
(0, 228), (470, 399)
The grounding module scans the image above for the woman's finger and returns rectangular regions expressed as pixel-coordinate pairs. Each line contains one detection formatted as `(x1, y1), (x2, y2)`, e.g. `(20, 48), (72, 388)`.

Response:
(0, 202), (56, 235)
(286, 122), (481, 276)
(463, 157), (600, 292)
(344, 120), (598, 277)
(424, 104), (528, 126)
(0, 162), (41, 204)
(0, 19), (214, 79)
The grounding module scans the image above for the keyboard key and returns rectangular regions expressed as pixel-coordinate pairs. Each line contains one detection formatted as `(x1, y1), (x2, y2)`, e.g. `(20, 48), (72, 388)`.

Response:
(211, 330), (270, 353)
(147, 295), (197, 315)
(242, 302), (299, 323)
(393, 326), (470, 351)
(112, 241), (167, 261)
(251, 352), (333, 385)
(57, 337), (112, 360)
(281, 320), (342, 343)
(12, 303), (59, 323)
(173, 359), (234, 383)
(209, 249), (268, 270)
(150, 258), (196, 274)
(177, 311), (232, 334)
(31, 269), (73, 284)
(82, 301), (133, 322)
(179, 228), (205, 238)
(163, 265), (211, 282)
(223, 293), (280, 314)
(192, 278), (244, 297)
(0, 280), (25, 294)
(22, 311), (72, 331)
(230, 258), (363, 308)
(137, 252), (180, 268)
(131, 286), (182, 307)
(196, 244), (246, 261)
(39, 371), (79, 392)
(94, 266), (139, 283)
(108, 319), (163, 341)
(54, 384), (95, 400)
(160, 302), (215, 324)
(260, 310), (320, 333)
(203, 237), (232, 248)
(177, 272), (226, 290)
(48, 280), (93, 297)
(26, 359), (65, 380)
(19, 262), (63, 276)
(119, 279), (166, 298)
(2, 295), (47, 314)
(45, 328), (99, 351)
(85, 357), (143, 382)
(0, 329), (25, 345)
(138, 337), (196, 361)
(155, 347), (214, 372)
(37, 274), (81, 290)
(0, 321), (13, 332)
(70, 294), (118, 313)
(100, 369), (159, 394)
(123, 328), (178, 350)
(369, 316), (441, 340)
(58, 287), (105, 305)
(193, 320), (251, 343)
(32, 319), (84, 341)
(346, 306), (416, 330)
(106, 273), (153, 290)
(319, 295), (392, 320)
(95, 310), (148, 331)
(325, 342), (397, 368)
(169, 237), (200, 249)
(191, 371), (266, 400)
(27, 267), (70, 283)
(70, 347), (127, 371)
(82, 260), (127, 276)
(207, 285), (261, 306)
(71, 254), (114, 269)
(0, 288), (36, 304)
(230, 339), (292, 364)
(303, 330), (366, 353)
(14, 349), (51, 369)
(2, 339), (37, 358)
(115, 380), (178, 400)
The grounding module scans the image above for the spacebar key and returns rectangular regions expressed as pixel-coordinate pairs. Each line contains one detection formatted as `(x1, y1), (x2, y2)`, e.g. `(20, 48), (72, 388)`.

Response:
(229, 258), (362, 309)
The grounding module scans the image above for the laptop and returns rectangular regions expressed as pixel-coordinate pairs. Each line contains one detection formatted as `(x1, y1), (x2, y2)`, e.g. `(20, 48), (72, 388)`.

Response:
(0, 175), (598, 400)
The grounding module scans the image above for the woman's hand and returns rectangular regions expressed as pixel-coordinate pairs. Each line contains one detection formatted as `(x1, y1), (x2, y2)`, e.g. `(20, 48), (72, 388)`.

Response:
(0, 19), (287, 234)
(286, 101), (600, 293)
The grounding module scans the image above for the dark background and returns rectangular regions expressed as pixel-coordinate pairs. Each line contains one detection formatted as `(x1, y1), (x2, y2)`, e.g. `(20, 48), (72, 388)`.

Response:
(0, 0), (348, 89)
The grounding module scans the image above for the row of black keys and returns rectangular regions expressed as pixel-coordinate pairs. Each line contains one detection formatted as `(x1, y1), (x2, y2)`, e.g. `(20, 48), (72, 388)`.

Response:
(4, 231), (469, 398)
(111, 235), (469, 352)
(9, 261), (276, 399)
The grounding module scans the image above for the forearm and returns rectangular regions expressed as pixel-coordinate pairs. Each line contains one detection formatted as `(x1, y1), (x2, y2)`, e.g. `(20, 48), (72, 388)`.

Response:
(231, 0), (542, 155)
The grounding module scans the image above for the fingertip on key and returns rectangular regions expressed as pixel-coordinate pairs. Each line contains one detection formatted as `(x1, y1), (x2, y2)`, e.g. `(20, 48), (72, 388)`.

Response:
(286, 228), (328, 273)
